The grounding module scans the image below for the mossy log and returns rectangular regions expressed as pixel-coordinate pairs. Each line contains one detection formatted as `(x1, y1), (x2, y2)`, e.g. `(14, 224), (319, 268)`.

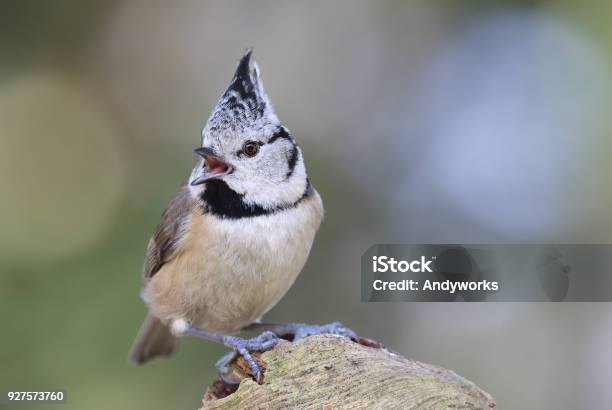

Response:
(200, 334), (495, 409)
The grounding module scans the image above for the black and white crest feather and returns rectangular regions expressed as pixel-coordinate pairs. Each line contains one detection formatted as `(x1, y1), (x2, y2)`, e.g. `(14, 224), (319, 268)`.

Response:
(204, 49), (279, 136)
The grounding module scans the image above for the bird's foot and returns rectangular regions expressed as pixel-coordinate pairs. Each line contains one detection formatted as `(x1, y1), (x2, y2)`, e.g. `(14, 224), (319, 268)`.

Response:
(216, 331), (281, 384)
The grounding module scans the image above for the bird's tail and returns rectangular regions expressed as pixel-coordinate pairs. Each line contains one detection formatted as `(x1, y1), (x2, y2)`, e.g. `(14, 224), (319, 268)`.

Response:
(128, 314), (178, 365)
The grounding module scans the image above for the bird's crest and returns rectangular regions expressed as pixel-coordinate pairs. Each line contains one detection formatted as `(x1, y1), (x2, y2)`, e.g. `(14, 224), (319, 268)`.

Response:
(203, 49), (279, 137)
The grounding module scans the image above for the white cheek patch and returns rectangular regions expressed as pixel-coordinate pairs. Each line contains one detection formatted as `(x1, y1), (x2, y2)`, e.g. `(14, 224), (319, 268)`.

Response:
(228, 147), (308, 209)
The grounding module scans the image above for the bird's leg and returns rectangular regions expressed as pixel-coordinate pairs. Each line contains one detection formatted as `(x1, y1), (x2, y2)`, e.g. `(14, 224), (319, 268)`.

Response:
(244, 321), (358, 342)
(176, 322), (281, 384)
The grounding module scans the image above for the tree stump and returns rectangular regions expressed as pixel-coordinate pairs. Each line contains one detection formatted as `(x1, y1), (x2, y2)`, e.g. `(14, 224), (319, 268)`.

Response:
(200, 334), (496, 409)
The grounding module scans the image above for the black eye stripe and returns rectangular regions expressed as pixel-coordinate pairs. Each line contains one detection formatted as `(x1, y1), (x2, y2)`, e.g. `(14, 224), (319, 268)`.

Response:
(268, 127), (292, 144)
(235, 128), (296, 159)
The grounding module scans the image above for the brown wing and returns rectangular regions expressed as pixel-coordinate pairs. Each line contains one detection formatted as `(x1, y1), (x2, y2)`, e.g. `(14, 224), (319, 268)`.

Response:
(143, 185), (194, 281)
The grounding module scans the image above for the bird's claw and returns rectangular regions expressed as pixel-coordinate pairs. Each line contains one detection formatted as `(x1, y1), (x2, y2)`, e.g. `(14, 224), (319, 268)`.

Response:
(217, 331), (281, 384)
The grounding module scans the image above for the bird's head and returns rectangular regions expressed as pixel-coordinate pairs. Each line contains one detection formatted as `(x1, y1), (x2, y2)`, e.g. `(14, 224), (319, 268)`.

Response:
(189, 49), (309, 214)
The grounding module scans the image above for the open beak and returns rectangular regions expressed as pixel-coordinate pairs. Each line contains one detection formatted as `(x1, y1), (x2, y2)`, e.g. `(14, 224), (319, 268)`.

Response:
(190, 147), (233, 186)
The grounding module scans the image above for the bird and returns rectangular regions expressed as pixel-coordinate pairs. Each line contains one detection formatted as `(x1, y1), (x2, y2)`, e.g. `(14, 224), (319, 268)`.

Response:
(128, 49), (356, 384)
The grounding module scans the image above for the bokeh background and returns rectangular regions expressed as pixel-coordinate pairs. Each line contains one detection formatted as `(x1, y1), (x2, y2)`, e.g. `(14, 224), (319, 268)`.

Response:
(2, 1), (612, 408)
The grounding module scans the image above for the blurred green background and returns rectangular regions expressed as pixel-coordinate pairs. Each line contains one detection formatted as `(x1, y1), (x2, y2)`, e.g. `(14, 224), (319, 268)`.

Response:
(2, 1), (612, 409)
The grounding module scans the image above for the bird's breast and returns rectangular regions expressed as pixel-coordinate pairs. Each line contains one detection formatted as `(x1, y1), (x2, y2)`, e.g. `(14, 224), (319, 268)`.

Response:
(145, 192), (323, 333)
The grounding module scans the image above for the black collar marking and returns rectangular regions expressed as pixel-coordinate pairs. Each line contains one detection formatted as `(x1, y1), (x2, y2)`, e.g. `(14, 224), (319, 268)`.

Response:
(200, 179), (312, 219)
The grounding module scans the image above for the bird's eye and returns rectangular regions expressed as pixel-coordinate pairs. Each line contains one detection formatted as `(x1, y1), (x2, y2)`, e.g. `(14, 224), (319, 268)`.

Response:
(243, 141), (260, 157)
